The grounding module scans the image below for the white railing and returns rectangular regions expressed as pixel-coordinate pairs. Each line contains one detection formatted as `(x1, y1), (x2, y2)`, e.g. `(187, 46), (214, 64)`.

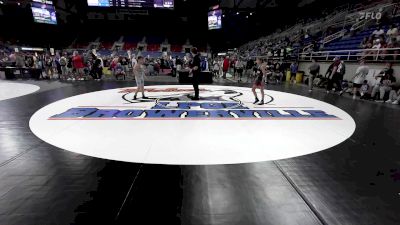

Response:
(299, 48), (400, 61)
(302, 44), (314, 53)
(350, 19), (368, 31)
(322, 30), (346, 45)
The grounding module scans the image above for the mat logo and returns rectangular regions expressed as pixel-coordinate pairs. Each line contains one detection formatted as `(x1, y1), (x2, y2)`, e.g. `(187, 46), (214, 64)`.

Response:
(48, 87), (340, 120)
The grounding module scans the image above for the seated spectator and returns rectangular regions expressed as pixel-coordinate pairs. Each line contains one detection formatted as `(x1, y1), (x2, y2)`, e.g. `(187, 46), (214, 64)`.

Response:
(359, 37), (370, 49)
(384, 37), (399, 60)
(386, 24), (398, 41)
(371, 26), (385, 38)
(386, 89), (400, 104)
(114, 63), (126, 80)
(361, 38), (384, 59)
(372, 63), (396, 102)
(359, 80), (370, 99)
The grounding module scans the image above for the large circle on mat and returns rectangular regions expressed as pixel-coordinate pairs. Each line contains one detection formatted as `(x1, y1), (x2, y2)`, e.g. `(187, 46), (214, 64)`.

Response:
(0, 83), (39, 101)
(30, 85), (355, 165)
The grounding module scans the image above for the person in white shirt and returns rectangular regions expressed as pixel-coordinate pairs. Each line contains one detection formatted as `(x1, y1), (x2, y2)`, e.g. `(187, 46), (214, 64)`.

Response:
(131, 54), (137, 75)
(372, 26), (385, 38)
(212, 60), (220, 78)
(351, 60), (369, 99)
(235, 59), (244, 82)
(386, 24), (398, 40)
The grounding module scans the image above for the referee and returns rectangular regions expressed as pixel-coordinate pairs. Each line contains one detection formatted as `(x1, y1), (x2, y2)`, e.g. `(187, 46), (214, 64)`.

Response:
(189, 47), (201, 100)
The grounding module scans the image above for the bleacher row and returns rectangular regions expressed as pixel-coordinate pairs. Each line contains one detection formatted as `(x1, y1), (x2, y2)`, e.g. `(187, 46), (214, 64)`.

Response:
(324, 25), (394, 51)
(70, 35), (207, 58)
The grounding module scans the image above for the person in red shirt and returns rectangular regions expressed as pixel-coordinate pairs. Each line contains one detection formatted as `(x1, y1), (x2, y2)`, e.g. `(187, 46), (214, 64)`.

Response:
(222, 56), (230, 79)
(72, 51), (85, 80)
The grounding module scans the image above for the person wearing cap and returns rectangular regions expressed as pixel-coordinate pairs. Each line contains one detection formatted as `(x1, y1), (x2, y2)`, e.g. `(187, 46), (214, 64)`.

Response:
(189, 47), (201, 100)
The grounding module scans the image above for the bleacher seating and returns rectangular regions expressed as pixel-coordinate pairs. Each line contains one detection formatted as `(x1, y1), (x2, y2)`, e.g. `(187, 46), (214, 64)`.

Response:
(323, 26), (385, 51)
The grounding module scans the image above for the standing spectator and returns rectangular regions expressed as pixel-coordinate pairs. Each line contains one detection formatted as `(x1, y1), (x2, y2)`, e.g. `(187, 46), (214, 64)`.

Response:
(235, 58), (244, 82)
(53, 56), (62, 79)
(121, 57), (129, 75)
(44, 56), (53, 79)
(289, 61), (298, 84)
(222, 56), (230, 79)
(325, 57), (346, 94)
(231, 57), (237, 79)
(15, 52), (25, 68)
(90, 53), (103, 81)
(72, 51), (85, 80)
(67, 54), (73, 79)
(212, 60), (220, 78)
(60, 53), (68, 79)
(272, 60), (283, 84)
(350, 60), (369, 99)
(245, 58), (254, 82)
(308, 59), (320, 92)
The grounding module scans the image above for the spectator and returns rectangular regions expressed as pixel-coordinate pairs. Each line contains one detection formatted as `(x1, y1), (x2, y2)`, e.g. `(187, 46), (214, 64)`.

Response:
(114, 63), (126, 80)
(325, 57), (346, 94)
(90, 53), (103, 81)
(272, 60), (283, 84)
(246, 58), (254, 82)
(386, 89), (400, 104)
(360, 37), (373, 49)
(289, 61), (298, 84)
(212, 60), (220, 78)
(308, 59), (320, 92)
(351, 60), (369, 99)
(60, 53), (68, 79)
(222, 56), (229, 79)
(360, 80), (370, 99)
(72, 51), (85, 80)
(386, 24), (398, 41)
(362, 38), (384, 59)
(44, 56), (53, 79)
(385, 37), (399, 60)
(372, 63), (396, 102)
(371, 26), (385, 38)
(15, 52), (25, 68)
(235, 59), (244, 82)
(120, 57), (129, 74)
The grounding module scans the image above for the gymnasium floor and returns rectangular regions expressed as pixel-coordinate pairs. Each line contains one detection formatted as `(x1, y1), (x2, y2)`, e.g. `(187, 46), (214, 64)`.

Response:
(0, 78), (399, 225)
